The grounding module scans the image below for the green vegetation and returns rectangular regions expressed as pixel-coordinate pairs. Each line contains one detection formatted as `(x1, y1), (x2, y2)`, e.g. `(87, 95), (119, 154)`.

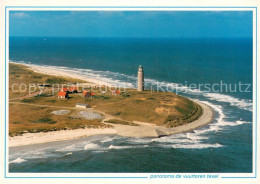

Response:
(112, 112), (121, 116)
(35, 93), (51, 98)
(105, 119), (139, 126)
(164, 102), (202, 127)
(96, 95), (110, 100)
(12, 122), (20, 124)
(122, 94), (131, 98)
(45, 78), (66, 84)
(33, 118), (57, 124)
(21, 98), (35, 103)
(47, 99), (56, 103)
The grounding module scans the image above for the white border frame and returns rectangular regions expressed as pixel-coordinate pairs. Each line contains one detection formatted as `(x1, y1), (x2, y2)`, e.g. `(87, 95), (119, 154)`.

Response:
(1, 4), (259, 184)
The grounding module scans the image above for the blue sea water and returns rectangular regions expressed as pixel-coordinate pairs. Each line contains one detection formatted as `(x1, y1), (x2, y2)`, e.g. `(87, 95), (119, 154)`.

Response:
(9, 37), (253, 172)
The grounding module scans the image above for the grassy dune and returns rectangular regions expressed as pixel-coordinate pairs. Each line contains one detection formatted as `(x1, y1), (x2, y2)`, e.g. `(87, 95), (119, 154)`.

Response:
(9, 103), (111, 136)
(9, 63), (202, 135)
(9, 63), (85, 99)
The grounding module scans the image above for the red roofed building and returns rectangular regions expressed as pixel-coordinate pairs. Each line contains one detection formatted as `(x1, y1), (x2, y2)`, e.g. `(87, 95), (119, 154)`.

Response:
(69, 86), (78, 93)
(58, 91), (69, 99)
(83, 91), (91, 98)
(116, 90), (121, 95)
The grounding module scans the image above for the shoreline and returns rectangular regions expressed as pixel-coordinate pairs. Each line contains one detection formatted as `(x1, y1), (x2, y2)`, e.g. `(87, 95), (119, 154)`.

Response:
(9, 62), (215, 147)
(10, 61), (112, 87)
(9, 128), (117, 147)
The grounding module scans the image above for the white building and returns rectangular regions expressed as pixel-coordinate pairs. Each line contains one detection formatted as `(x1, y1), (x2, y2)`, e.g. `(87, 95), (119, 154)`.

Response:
(76, 103), (90, 108)
(137, 65), (144, 91)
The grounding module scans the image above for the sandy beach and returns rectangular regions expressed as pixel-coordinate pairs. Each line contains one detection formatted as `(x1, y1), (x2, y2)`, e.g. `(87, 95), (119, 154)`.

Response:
(14, 62), (112, 87)
(9, 128), (116, 147)
(9, 63), (214, 147)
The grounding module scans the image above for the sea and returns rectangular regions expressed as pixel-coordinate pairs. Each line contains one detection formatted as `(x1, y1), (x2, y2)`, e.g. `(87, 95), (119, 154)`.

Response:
(9, 37), (253, 173)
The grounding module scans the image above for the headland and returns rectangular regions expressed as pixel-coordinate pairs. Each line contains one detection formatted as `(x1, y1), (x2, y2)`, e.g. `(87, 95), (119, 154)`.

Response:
(9, 62), (214, 147)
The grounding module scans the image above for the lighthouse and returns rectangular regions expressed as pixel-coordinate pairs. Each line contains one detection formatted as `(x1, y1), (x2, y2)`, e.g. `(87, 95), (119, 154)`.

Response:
(137, 65), (144, 91)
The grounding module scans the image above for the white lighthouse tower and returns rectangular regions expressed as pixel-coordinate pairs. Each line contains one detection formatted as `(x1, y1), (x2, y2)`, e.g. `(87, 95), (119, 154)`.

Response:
(137, 65), (144, 91)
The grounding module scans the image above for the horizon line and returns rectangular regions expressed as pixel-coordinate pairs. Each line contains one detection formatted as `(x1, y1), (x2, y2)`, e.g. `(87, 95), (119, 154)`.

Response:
(9, 36), (253, 39)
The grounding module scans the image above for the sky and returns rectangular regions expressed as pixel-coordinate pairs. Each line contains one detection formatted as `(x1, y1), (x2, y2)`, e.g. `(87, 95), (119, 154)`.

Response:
(9, 11), (252, 38)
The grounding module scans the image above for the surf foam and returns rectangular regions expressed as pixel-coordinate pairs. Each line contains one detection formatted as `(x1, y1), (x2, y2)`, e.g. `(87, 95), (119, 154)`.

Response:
(9, 158), (27, 164)
(171, 143), (223, 149)
(84, 143), (99, 150)
(204, 93), (252, 112)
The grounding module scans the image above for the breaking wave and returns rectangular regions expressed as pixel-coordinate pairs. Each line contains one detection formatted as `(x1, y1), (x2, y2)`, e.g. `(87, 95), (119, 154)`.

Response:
(84, 143), (99, 150)
(204, 93), (252, 112)
(109, 145), (133, 149)
(171, 143), (223, 149)
(65, 152), (73, 156)
(9, 158), (27, 164)
(108, 144), (149, 150)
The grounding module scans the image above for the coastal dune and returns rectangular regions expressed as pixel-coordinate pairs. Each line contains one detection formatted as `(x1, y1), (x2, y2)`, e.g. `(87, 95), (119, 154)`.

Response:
(9, 101), (213, 147)
(78, 101), (213, 138)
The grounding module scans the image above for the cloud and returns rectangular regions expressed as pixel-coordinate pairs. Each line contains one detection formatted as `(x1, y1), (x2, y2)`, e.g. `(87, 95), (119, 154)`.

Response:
(11, 12), (30, 19)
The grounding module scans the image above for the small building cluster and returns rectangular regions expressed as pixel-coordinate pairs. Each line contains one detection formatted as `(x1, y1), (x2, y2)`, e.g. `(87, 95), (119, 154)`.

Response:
(55, 66), (144, 109)
(57, 91), (69, 99)
(57, 65), (143, 100)
(57, 86), (78, 99)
